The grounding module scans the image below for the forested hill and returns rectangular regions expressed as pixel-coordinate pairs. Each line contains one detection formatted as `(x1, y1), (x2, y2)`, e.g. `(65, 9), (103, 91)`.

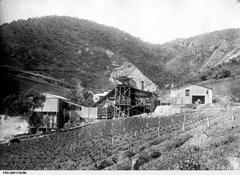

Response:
(1, 16), (240, 98)
(0, 16), (174, 92)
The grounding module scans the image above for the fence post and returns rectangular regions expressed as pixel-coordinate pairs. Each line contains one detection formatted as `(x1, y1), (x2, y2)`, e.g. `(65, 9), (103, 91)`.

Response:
(158, 127), (160, 137)
(112, 137), (115, 146)
(111, 122), (114, 134)
(11, 155), (14, 165)
(207, 117), (210, 127)
(232, 112), (235, 120)
(182, 122), (185, 131)
(135, 131), (137, 138)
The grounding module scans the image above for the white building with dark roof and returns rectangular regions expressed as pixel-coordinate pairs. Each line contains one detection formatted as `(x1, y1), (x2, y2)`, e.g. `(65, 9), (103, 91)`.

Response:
(170, 84), (213, 105)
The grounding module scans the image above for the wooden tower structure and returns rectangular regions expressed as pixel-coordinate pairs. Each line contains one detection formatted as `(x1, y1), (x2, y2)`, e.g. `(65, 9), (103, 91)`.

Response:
(93, 76), (158, 119)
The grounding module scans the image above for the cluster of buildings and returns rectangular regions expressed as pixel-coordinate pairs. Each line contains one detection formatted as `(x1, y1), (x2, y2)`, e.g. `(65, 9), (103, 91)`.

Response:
(33, 76), (213, 132)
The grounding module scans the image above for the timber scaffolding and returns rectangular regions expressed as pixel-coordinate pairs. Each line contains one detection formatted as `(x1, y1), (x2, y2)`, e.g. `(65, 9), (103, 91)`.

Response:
(93, 76), (159, 119)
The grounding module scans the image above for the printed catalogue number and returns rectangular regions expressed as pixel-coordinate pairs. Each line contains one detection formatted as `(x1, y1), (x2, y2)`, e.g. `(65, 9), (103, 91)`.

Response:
(3, 171), (26, 174)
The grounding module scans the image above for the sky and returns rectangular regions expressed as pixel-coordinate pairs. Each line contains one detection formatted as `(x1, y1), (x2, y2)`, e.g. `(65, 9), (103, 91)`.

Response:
(0, 0), (240, 44)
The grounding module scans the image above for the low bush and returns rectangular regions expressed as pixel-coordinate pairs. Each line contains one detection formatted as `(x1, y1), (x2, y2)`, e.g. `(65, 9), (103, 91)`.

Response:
(209, 135), (238, 149)
(95, 159), (113, 170)
(149, 151), (161, 159)
(165, 134), (193, 151)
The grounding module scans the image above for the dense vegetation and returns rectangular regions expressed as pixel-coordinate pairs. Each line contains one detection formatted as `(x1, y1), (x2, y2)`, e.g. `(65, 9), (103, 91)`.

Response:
(3, 89), (45, 128)
(0, 16), (239, 101)
(0, 16), (173, 90)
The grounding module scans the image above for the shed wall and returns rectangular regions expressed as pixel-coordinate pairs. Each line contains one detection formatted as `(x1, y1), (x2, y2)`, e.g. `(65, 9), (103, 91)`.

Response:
(170, 85), (212, 104)
(34, 98), (59, 112)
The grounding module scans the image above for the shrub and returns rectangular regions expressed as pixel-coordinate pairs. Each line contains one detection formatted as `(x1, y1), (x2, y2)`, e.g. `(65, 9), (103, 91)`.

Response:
(149, 151), (161, 159)
(125, 150), (135, 158)
(210, 135), (237, 149)
(95, 159), (113, 170)
(199, 75), (208, 81)
(176, 157), (201, 170)
(149, 139), (162, 146)
(132, 152), (150, 170)
(214, 69), (231, 79)
(116, 161), (132, 170)
(165, 134), (193, 151)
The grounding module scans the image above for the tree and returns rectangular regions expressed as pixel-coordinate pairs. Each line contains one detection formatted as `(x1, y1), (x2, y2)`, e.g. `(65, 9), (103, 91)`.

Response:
(199, 74), (208, 81)
(214, 69), (231, 79)
(66, 89), (94, 106)
(3, 89), (46, 128)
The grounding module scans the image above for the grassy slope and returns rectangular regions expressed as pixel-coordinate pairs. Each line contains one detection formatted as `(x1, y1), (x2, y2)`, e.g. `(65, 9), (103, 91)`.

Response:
(0, 103), (239, 170)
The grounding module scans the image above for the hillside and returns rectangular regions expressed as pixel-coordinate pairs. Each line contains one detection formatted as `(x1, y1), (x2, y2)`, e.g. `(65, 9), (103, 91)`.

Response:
(0, 16), (172, 93)
(1, 16), (240, 100)
(0, 103), (239, 170)
(157, 29), (240, 84)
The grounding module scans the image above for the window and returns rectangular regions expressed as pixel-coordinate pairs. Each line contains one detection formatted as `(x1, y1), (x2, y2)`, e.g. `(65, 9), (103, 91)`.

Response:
(206, 90), (209, 95)
(185, 89), (190, 96)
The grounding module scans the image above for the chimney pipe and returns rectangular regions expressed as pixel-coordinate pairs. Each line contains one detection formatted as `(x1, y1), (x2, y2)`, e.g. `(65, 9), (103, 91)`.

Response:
(141, 81), (144, 91)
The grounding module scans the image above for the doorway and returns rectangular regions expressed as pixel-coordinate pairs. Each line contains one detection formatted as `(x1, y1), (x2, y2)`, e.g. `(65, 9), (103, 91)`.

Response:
(192, 96), (205, 104)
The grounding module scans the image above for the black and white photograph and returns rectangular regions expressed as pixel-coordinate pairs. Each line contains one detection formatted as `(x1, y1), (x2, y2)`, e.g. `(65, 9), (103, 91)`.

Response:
(0, 0), (240, 173)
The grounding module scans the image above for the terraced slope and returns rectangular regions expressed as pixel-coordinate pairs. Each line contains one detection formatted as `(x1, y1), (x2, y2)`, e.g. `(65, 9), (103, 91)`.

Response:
(200, 77), (240, 98)
(0, 103), (239, 170)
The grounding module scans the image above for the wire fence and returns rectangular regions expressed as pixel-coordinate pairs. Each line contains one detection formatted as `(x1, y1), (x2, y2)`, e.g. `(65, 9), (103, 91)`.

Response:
(0, 107), (239, 170)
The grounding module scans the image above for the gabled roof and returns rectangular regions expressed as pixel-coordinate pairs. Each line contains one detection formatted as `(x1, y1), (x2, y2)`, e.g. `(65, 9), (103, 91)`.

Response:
(171, 83), (213, 91)
(42, 93), (69, 100)
(116, 76), (132, 82)
(92, 85), (157, 107)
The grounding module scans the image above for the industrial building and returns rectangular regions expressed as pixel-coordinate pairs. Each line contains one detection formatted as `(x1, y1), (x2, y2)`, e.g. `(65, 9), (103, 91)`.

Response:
(33, 93), (97, 132)
(93, 76), (158, 119)
(170, 84), (213, 105)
